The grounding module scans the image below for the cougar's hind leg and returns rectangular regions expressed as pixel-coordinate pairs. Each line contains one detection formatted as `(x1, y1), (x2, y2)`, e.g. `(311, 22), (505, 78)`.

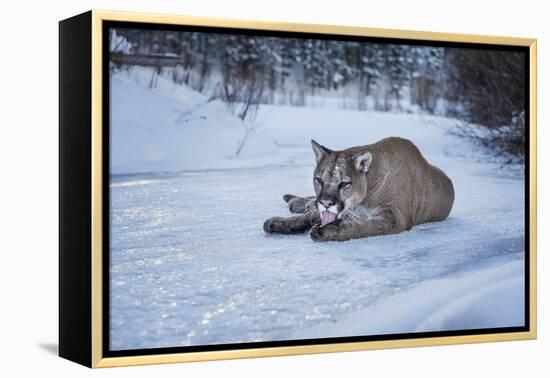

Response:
(283, 194), (316, 214)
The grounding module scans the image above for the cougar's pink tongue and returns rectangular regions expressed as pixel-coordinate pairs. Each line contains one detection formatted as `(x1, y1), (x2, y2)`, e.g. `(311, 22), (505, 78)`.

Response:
(321, 211), (337, 227)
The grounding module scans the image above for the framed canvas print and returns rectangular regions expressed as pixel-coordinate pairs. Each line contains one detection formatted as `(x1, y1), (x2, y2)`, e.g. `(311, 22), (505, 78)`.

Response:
(59, 10), (537, 368)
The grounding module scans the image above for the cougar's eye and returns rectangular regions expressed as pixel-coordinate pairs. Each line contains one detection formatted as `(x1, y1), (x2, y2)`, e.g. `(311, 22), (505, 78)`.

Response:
(339, 181), (351, 189)
(315, 177), (323, 185)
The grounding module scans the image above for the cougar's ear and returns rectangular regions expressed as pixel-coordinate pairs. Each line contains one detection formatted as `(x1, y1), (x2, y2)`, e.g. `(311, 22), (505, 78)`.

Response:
(311, 140), (332, 163)
(352, 151), (373, 173)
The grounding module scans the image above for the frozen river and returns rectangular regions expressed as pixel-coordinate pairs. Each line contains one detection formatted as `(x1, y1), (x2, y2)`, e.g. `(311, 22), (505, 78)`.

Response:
(109, 154), (525, 350)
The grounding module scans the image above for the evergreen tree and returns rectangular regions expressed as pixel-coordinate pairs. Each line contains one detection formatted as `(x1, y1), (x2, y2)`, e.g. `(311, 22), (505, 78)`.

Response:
(382, 44), (411, 107)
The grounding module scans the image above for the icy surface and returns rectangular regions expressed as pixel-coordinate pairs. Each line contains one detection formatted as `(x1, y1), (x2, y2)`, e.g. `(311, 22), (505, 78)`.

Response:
(109, 72), (525, 350)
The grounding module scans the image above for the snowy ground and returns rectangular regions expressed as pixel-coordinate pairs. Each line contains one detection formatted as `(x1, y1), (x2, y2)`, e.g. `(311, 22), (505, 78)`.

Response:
(109, 70), (525, 351)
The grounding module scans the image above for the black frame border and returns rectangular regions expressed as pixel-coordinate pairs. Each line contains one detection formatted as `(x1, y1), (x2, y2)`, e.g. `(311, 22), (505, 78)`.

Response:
(101, 20), (531, 359)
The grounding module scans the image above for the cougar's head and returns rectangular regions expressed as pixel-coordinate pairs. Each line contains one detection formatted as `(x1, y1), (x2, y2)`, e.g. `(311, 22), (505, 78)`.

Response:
(311, 140), (373, 227)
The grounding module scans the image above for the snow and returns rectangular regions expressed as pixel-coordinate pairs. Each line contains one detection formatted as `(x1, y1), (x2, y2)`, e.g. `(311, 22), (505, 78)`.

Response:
(109, 30), (133, 54)
(296, 260), (524, 339)
(110, 68), (437, 174)
(110, 70), (246, 174)
(109, 69), (525, 351)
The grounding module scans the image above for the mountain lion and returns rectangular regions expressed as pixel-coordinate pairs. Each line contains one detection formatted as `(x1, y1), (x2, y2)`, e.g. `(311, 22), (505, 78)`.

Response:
(263, 137), (454, 241)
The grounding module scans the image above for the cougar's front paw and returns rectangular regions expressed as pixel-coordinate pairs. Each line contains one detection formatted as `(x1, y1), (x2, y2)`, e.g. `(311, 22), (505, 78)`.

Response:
(309, 222), (339, 241)
(264, 217), (287, 234)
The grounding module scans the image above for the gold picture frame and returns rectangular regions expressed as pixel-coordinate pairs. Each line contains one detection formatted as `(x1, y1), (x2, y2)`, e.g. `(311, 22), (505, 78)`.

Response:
(59, 10), (537, 368)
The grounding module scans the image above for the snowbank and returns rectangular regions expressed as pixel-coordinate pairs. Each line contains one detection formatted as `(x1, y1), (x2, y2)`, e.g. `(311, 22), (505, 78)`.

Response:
(110, 68), (462, 175)
(296, 259), (524, 339)
(111, 69), (245, 174)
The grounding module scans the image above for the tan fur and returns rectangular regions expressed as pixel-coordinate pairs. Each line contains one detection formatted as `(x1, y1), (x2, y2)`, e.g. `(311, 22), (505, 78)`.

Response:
(264, 137), (455, 241)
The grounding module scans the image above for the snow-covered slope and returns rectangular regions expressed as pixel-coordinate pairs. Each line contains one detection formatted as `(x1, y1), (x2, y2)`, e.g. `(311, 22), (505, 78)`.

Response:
(109, 70), (525, 350)
(111, 69), (459, 174)
(296, 259), (524, 339)
(111, 70), (244, 174)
